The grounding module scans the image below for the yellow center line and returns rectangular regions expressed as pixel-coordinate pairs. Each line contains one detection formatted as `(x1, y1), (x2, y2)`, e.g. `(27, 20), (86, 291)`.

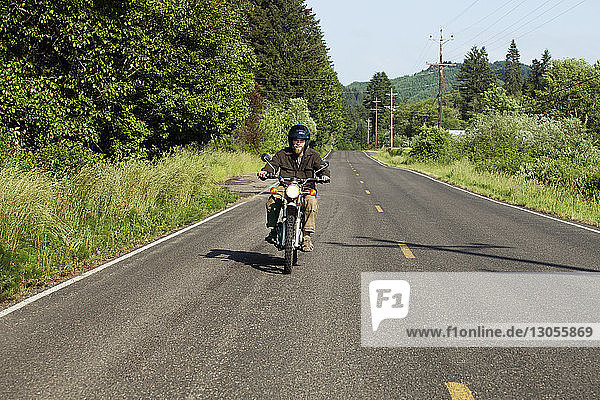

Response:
(445, 382), (475, 400)
(397, 242), (415, 259)
(375, 205), (383, 213)
(365, 190), (371, 195)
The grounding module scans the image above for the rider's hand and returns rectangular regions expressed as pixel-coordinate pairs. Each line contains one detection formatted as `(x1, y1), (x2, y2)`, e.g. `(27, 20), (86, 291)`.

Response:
(321, 175), (330, 183)
(257, 170), (268, 180)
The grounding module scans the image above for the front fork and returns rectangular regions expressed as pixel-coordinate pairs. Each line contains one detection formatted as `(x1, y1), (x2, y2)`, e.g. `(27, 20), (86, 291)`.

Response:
(278, 197), (303, 249)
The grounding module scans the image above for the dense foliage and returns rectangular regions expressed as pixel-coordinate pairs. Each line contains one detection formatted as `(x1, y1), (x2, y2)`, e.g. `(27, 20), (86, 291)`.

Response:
(532, 58), (600, 140)
(394, 98), (464, 140)
(462, 113), (600, 198)
(0, 0), (345, 173)
(410, 126), (451, 162)
(0, 0), (256, 171)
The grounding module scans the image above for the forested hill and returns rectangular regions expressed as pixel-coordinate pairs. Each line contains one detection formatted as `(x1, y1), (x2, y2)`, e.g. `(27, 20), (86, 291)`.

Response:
(346, 62), (531, 103)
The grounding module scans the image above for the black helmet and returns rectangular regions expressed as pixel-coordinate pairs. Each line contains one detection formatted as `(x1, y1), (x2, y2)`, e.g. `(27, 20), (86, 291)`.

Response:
(288, 124), (310, 148)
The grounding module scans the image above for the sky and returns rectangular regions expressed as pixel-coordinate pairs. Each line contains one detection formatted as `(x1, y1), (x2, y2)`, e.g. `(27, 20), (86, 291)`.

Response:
(304, 0), (599, 85)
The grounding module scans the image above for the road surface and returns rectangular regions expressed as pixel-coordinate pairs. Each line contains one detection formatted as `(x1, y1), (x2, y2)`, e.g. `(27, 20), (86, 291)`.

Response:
(2, 150), (599, 398)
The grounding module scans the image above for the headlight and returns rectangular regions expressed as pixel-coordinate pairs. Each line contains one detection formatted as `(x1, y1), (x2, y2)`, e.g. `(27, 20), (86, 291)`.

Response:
(285, 184), (301, 199)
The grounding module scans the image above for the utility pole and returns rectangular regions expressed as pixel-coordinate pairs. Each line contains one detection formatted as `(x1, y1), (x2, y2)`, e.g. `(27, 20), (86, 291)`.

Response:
(386, 88), (398, 149)
(428, 28), (454, 129)
(366, 118), (371, 149)
(371, 98), (381, 148)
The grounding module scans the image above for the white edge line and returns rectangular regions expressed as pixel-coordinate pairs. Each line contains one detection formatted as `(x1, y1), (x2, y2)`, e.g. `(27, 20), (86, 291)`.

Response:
(1, 181), (276, 319)
(363, 151), (600, 235)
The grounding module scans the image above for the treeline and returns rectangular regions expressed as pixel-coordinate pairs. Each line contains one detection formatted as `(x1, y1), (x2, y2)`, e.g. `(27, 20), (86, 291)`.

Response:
(391, 43), (600, 204)
(339, 41), (599, 151)
(346, 61), (531, 104)
(0, 0), (343, 172)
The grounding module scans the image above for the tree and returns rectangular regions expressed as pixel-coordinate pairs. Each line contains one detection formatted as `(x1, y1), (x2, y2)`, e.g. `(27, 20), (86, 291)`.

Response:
(504, 40), (522, 97)
(244, 0), (343, 151)
(337, 87), (368, 150)
(363, 72), (392, 143)
(536, 59), (600, 140)
(526, 49), (552, 96)
(363, 72), (392, 110)
(0, 0), (256, 168)
(456, 46), (496, 119)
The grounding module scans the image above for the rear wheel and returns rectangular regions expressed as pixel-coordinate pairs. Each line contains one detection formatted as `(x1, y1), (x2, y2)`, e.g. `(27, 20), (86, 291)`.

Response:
(284, 215), (296, 274)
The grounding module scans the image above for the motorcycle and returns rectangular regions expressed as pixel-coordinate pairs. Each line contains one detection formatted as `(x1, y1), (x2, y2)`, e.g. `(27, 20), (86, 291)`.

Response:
(260, 153), (330, 274)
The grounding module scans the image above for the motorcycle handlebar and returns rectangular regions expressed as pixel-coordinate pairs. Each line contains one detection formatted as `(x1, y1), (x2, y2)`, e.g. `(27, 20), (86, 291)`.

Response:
(260, 173), (330, 183)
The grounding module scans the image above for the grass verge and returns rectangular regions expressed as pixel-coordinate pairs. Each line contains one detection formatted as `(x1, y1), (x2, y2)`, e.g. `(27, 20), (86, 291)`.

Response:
(372, 150), (600, 227)
(0, 148), (263, 302)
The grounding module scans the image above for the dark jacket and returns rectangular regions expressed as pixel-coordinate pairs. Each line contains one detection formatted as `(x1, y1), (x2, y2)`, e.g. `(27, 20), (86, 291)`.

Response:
(262, 147), (330, 189)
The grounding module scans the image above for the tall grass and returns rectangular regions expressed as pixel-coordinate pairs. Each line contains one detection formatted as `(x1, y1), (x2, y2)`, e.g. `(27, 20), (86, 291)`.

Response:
(374, 150), (600, 227)
(0, 148), (262, 301)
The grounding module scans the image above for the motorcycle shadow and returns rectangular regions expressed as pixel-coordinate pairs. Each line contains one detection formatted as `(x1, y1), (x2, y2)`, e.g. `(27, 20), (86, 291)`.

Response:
(204, 249), (286, 274)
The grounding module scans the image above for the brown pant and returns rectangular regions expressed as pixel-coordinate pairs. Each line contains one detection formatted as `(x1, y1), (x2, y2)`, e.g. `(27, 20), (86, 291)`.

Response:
(266, 192), (319, 233)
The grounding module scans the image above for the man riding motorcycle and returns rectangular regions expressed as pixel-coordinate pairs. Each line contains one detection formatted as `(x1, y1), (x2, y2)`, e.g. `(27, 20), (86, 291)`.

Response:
(257, 124), (330, 252)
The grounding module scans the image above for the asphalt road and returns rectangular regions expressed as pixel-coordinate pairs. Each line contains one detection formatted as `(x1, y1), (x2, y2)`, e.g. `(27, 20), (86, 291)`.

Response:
(1, 150), (600, 399)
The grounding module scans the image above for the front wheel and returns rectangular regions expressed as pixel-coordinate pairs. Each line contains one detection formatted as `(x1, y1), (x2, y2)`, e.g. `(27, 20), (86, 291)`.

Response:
(284, 215), (296, 274)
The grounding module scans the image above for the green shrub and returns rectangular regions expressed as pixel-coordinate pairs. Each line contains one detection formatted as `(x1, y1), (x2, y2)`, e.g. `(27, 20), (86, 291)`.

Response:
(463, 113), (600, 198)
(481, 87), (521, 114)
(1, 0), (255, 166)
(387, 148), (405, 157)
(410, 126), (451, 162)
(465, 113), (530, 174)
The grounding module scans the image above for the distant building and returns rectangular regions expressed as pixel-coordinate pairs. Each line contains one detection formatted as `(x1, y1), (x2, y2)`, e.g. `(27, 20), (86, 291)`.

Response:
(449, 130), (466, 137)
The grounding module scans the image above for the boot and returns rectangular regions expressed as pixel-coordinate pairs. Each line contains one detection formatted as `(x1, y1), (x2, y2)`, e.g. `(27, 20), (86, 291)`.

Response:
(302, 232), (314, 252)
(265, 228), (278, 244)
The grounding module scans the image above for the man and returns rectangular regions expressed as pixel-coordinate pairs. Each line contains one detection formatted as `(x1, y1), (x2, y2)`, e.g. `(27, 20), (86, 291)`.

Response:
(257, 124), (330, 252)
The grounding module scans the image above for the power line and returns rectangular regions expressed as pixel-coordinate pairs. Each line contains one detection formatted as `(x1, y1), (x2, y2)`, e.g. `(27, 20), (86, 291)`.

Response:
(447, 0), (584, 62)
(386, 87), (398, 147)
(453, 0), (521, 35)
(445, 0), (482, 28)
(451, 0), (527, 58)
(410, 40), (434, 75)
(255, 77), (339, 82)
(446, 0), (529, 60)
(428, 28), (455, 128)
(515, 0), (587, 40)
(370, 98), (382, 147)
(476, 0), (563, 51)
